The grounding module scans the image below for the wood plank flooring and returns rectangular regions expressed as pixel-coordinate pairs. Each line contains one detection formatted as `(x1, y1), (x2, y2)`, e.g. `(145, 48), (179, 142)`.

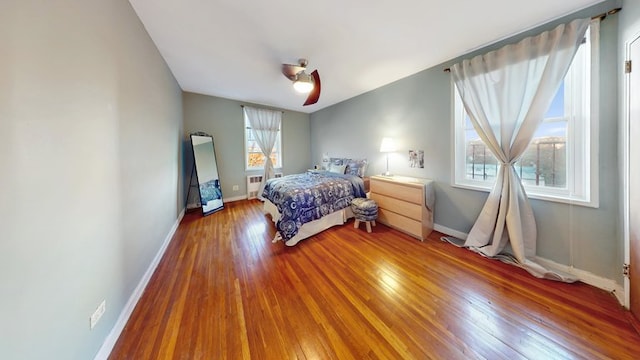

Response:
(109, 200), (640, 359)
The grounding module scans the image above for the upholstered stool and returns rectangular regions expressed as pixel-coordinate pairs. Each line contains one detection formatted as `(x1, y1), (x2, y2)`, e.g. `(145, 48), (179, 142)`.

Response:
(351, 198), (378, 233)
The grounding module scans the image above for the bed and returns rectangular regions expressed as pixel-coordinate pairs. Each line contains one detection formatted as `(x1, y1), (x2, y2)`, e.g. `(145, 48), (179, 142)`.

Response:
(262, 159), (368, 246)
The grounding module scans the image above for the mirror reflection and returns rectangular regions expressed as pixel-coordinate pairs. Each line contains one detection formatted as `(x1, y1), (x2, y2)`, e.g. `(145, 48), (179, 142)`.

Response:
(191, 133), (224, 215)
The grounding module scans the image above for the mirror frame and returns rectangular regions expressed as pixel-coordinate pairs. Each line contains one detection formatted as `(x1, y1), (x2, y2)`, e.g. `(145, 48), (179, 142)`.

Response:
(190, 132), (224, 216)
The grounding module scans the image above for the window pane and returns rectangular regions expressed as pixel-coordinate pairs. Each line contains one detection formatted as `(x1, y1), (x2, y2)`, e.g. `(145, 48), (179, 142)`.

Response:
(248, 152), (265, 168)
(466, 140), (499, 182)
(520, 85), (567, 188)
(533, 119), (567, 139)
(463, 83), (567, 188)
(245, 123), (282, 170)
(247, 139), (261, 153)
(270, 153), (278, 168)
(517, 139), (566, 187)
(545, 82), (564, 119)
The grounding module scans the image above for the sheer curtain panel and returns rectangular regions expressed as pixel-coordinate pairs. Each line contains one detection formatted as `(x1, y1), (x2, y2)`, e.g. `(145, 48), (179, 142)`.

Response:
(243, 106), (282, 200)
(450, 18), (590, 281)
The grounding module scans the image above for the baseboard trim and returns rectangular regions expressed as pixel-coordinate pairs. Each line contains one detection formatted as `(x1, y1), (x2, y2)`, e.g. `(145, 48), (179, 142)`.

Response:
(224, 195), (248, 203)
(94, 208), (185, 360)
(434, 223), (468, 240)
(534, 257), (625, 305)
(434, 223), (624, 305)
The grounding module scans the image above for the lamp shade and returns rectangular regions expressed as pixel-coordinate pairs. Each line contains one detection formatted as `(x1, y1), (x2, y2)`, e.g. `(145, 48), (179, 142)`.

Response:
(379, 137), (397, 153)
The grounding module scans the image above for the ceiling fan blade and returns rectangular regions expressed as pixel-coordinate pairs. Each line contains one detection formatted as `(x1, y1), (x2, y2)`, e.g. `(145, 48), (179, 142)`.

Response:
(282, 63), (305, 81)
(303, 70), (321, 106)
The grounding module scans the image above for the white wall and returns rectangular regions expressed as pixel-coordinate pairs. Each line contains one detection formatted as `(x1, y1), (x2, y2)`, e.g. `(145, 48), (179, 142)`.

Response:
(0, 1), (183, 359)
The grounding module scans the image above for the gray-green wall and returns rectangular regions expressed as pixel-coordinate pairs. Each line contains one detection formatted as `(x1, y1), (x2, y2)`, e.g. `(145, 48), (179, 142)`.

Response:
(183, 92), (311, 200)
(310, 1), (624, 283)
(0, 1), (183, 359)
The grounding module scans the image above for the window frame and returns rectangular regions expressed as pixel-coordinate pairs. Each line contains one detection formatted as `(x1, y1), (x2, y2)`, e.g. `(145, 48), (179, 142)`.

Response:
(452, 28), (598, 208)
(244, 116), (283, 172)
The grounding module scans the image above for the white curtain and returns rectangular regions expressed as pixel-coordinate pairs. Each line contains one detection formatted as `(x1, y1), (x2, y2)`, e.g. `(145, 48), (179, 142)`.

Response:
(450, 18), (590, 281)
(243, 106), (282, 200)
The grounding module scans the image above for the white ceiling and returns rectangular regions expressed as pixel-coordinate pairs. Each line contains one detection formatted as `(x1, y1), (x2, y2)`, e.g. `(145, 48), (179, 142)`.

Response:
(128, 0), (605, 113)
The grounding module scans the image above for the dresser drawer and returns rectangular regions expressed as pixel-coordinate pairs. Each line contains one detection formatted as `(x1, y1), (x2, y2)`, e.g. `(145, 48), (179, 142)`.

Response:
(370, 179), (422, 205)
(370, 193), (422, 221)
(377, 208), (422, 238)
(369, 175), (434, 241)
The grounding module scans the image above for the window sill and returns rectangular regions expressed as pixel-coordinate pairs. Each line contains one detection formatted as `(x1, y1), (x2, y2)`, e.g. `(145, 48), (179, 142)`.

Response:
(451, 181), (599, 208)
(245, 167), (283, 172)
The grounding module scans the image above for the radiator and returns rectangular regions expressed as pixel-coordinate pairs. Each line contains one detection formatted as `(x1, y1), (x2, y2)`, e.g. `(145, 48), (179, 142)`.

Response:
(247, 173), (282, 199)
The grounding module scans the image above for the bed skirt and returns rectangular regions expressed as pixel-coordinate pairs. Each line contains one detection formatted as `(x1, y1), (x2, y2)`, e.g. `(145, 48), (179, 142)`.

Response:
(263, 199), (354, 246)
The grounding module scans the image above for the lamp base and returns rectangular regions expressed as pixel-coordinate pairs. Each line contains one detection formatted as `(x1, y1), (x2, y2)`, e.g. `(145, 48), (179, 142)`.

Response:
(382, 171), (393, 177)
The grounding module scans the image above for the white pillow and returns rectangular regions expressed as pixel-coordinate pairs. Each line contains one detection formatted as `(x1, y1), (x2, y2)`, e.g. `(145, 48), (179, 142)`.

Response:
(321, 153), (331, 170)
(329, 163), (347, 174)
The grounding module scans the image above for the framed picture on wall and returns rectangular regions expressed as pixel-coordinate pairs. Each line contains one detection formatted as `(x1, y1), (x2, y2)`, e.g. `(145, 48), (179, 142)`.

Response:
(409, 150), (424, 168)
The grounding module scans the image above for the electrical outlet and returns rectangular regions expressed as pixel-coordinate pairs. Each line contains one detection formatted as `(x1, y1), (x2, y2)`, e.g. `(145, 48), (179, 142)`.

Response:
(232, 185), (239, 191)
(90, 300), (106, 330)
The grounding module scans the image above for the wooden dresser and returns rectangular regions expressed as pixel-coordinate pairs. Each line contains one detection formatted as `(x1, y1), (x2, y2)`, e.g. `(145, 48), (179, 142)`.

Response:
(369, 175), (434, 241)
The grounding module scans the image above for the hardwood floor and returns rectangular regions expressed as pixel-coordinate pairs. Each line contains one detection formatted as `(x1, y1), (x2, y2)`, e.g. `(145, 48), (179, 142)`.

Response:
(109, 200), (640, 359)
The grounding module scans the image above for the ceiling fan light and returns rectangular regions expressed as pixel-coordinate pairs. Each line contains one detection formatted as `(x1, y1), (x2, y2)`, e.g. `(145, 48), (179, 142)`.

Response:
(293, 73), (314, 93)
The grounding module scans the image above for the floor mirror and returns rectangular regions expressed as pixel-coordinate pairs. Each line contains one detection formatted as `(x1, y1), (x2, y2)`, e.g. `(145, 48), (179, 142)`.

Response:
(190, 132), (224, 215)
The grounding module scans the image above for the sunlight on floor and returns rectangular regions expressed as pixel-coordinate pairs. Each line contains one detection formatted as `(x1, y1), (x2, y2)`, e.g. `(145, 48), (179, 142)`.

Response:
(242, 221), (268, 259)
(460, 291), (574, 359)
(246, 222), (266, 236)
(377, 263), (400, 296)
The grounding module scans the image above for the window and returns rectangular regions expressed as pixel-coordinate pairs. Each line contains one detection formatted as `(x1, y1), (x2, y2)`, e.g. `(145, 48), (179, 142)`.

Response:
(245, 116), (282, 171)
(453, 27), (598, 207)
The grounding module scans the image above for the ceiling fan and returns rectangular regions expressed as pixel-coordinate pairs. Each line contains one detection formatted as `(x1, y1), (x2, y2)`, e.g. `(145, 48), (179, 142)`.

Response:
(281, 58), (321, 106)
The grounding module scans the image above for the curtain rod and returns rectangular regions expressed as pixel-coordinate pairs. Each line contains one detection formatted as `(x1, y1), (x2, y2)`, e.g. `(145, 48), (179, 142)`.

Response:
(593, 7), (621, 21)
(443, 7), (622, 73)
(240, 104), (284, 113)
